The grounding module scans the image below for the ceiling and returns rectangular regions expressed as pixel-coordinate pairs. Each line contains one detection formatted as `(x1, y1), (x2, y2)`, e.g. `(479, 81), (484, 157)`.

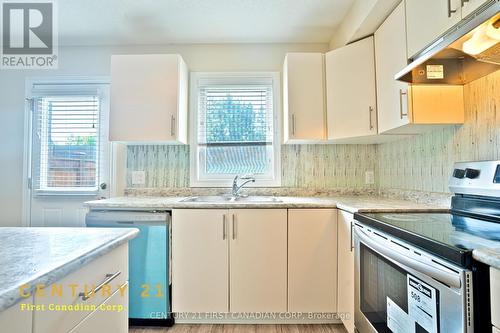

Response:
(58, 0), (354, 45)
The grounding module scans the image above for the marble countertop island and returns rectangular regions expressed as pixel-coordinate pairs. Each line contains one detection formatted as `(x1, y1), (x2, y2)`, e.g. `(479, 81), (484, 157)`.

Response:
(0, 227), (138, 312)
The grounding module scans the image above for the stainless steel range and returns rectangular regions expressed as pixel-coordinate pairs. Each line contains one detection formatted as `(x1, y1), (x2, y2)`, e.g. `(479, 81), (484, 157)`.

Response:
(353, 160), (500, 333)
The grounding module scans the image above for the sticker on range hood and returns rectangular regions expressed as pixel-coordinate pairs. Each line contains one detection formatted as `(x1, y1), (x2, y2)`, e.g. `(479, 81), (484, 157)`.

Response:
(426, 65), (445, 79)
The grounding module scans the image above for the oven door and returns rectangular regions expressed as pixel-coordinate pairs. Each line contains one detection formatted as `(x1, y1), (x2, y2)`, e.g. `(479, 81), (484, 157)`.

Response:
(354, 223), (472, 333)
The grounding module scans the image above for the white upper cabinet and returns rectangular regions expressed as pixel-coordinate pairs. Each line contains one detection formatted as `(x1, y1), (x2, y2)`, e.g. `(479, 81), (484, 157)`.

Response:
(461, 0), (491, 17)
(326, 36), (377, 140)
(110, 54), (188, 143)
(375, 2), (412, 133)
(375, 2), (465, 134)
(283, 53), (326, 143)
(406, 0), (462, 58)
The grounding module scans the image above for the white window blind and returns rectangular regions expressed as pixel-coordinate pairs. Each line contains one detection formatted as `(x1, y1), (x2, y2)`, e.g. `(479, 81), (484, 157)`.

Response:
(191, 74), (281, 187)
(31, 87), (102, 194)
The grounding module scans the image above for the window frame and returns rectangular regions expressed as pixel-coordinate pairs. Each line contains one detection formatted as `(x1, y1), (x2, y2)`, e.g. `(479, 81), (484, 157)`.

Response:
(27, 78), (110, 196)
(189, 72), (282, 188)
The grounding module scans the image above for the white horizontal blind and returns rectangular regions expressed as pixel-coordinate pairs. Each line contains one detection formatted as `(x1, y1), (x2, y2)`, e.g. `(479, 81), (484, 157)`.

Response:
(31, 94), (101, 193)
(197, 81), (275, 176)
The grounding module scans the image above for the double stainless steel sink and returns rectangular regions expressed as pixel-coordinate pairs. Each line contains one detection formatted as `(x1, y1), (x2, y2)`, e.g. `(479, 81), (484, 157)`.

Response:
(180, 195), (282, 203)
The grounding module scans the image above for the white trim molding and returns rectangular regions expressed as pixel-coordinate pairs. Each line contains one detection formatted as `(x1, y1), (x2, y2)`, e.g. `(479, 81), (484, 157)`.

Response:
(189, 72), (282, 188)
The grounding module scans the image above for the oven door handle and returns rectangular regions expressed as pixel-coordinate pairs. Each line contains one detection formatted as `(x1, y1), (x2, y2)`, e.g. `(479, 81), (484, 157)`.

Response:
(355, 226), (462, 288)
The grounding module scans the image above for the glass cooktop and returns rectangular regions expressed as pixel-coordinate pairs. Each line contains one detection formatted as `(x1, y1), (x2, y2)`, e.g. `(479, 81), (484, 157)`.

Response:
(354, 212), (500, 267)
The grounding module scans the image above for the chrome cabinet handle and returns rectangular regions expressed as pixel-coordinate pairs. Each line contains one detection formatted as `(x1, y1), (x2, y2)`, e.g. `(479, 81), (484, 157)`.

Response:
(222, 215), (227, 240)
(461, 0), (469, 6)
(291, 114), (296, 136)
(447, 0), (458, 17)
(170, 115), (176, 136)
(399, 89), (408, 119)
(232, 214), (236, 240)
(369, 106), (374, 130)
(350, 221), (354, 252)
(79, 271), (121, 301)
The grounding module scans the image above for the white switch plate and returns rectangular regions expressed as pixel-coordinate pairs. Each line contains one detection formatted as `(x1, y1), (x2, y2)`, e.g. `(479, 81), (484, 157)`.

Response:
(365, 170), (375, 185)
(131, 171), (146, 185)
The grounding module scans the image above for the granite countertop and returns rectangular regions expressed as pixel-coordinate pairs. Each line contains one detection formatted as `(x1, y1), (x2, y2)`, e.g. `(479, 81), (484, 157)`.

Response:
(0, 227), (138, 312)
(473, 248), (500, 270)
(85, 195), (450, 213)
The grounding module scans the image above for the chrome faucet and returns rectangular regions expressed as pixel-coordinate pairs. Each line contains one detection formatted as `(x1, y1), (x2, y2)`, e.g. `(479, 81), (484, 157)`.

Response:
(232, 175), (256, 197)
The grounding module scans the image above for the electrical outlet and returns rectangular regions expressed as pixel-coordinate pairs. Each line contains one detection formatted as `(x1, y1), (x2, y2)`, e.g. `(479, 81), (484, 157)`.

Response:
(131, 171), (146, 186)
(365, 170), (375, 185)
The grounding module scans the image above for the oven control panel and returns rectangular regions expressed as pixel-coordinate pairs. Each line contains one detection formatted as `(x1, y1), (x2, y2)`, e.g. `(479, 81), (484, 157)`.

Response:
(449, 160), (500, 197)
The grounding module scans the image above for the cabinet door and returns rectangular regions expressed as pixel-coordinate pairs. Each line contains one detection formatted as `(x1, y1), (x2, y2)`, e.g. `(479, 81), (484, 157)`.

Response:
(69, 284), (128, 333)
(172, 209), (229, 313)
(33, 244), (128, 333)
(283, 53), (326, 142)
(375, 2), (411, 133)
(229, 209), (287, 312)
(406, 0), (462, 58)
(288, 209), (337, 313)
(110, 54), (188, 143)
(337, 210), (355, 333)
(461, 0), (490, 18)
(0, 298), (33, 333)
(326, 37), (377, 140)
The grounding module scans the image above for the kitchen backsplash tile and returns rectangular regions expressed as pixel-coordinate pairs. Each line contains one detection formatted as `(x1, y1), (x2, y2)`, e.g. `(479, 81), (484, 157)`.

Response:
(127, 144), (378, 190)
(378, 70), (500, 193)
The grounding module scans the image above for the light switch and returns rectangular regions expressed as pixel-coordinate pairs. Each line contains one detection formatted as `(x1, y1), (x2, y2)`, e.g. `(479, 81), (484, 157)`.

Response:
(365, 170), (375, 185)
(132, 171), (146, 185)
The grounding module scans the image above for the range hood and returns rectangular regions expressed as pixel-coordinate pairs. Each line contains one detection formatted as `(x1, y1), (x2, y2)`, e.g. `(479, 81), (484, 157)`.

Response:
(396, 1), (500, 85)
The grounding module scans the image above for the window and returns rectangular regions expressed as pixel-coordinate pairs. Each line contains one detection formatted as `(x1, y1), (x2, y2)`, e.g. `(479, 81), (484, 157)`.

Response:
(30, 82), (109, 194)
(190, 73), (281, 187)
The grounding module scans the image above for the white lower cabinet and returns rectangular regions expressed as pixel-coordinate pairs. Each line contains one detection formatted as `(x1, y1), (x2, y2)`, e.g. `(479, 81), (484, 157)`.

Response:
(0, 245), (130, 333)
(288, 209), (337, 313)
(69, 283), (128, 333)
(337, 210), (355, 333)
(172, 209), (287, 313)
(33, 244), (128, 333)
(230, 209), (287, 312)
(0, 298), (34, 333)
(171, 209), (229, 313)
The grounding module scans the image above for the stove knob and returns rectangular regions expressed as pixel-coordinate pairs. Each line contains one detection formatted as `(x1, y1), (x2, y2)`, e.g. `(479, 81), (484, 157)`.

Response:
(465, 168), (480, 179)
(453, 169), (466, 179)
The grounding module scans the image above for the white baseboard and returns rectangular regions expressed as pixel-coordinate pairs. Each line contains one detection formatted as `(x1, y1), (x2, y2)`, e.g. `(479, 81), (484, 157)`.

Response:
(173, 312), (343, 324)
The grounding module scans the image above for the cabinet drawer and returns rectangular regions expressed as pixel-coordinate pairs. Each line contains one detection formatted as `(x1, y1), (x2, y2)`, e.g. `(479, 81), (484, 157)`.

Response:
(492, 268), (500, 328)
(33, 244), (128, 333)
(69, 282), (128, 333)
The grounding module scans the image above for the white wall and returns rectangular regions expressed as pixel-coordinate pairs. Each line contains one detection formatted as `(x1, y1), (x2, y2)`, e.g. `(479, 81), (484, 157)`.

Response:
(0, 43), (328, 226)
